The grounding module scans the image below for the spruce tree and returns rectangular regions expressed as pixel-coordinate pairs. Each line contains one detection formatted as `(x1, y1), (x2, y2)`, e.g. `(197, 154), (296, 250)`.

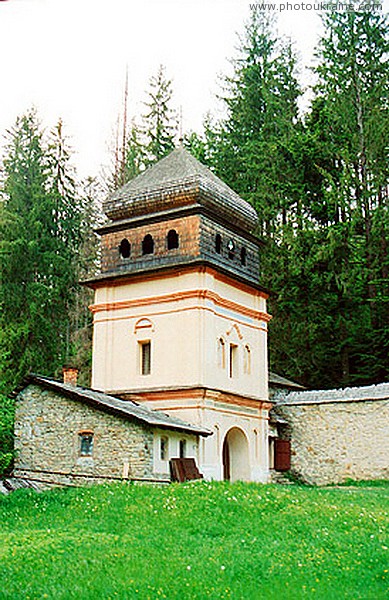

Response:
(207, 11), (302, 236)
(142, 65), (177, 165)
(0, 111), (86, 391)
(305, 7), (389, 385)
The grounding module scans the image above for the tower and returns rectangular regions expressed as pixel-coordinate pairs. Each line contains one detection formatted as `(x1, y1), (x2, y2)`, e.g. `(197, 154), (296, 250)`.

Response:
(86, 148), (272, 481)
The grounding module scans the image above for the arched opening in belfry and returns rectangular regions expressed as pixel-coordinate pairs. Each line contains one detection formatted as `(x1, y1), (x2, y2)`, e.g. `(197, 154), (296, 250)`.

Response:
(119, 238), (131, 258)
(167, 229), (179, 250)
(222, 427), (250, 482)
(142, 234), (154, 255)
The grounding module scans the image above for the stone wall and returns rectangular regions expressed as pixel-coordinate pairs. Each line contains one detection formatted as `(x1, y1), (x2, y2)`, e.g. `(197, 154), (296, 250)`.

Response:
(14, 384), (156, 486)
(274, 398), (389, 485)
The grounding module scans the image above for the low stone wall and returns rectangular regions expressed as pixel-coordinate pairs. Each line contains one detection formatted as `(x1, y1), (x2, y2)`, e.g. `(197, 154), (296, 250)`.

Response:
(274, 397), (389, 485)
(14, 385), (155, 485)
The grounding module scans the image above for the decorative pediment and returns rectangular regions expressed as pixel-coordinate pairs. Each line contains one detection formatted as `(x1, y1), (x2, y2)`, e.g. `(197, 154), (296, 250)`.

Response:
(226, 323), (243, 341)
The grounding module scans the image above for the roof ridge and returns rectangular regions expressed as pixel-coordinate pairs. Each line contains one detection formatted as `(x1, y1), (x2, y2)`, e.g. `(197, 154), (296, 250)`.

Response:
(24, 375), (212, 436)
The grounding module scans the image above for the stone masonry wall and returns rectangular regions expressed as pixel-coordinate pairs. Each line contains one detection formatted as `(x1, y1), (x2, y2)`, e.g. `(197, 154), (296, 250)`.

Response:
(14, 385), (155, 486)
(274, 400), (389, 485)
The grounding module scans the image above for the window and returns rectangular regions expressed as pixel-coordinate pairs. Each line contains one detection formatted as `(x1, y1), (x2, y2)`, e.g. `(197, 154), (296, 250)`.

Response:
(140, 341), (151, 375)
(240, 247), (247, 266)
(142, 234), (154, 255)
(160, 436), (169, 460)
(244, 345), (251, 374)
(119, 238), (131, 258)
(79, 432), (93, 456)
(167, 229), (179, 250)
(215, 234), (222, 254)
(229, 344), (238, 378)
(179, 439), (187, 459)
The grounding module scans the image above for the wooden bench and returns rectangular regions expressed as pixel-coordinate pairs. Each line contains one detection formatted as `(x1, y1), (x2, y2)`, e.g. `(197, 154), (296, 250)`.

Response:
(169, 458), (204, 483)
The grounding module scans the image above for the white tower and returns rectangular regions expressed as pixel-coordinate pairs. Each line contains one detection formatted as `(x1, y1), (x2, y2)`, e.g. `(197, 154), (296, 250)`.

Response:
(85, 148), (272, 481)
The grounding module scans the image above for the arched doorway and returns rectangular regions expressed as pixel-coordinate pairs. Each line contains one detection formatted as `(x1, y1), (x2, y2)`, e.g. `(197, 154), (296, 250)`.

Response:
(222, 427), (250, 482)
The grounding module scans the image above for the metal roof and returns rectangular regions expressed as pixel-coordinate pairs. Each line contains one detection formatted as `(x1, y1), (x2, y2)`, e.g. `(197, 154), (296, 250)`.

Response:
(276, 382), (389, 406)
(23, 375), (212, 437)
(104, 147), (258, 231)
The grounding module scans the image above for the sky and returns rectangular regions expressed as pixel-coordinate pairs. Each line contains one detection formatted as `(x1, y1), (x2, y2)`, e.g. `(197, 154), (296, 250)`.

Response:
(0, 0), (387, 179)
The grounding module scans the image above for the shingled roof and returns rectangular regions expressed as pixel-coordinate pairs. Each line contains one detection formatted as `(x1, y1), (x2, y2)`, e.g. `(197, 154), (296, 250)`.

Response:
(23, 375), (212, 437)
(276, 382), (389, 406)
(104, 147), (258, 231)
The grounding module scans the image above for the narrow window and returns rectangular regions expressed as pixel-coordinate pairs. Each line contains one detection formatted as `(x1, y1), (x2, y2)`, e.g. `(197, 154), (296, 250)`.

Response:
(240, 247), (247, 266)
(119, 238), (131, 258)
(215, 234), (222, 254)
(244, 344), (251, 374)
(218, 338), (226, 369)
(79, 432), (93, 456)
(142, 234), (154, 255)
(179, 439), (187, 459)
(160, 436), (169, 460)
(229, 344), (238, 378)
(140, 341), (151, 375)
(167, 229), (179, 250)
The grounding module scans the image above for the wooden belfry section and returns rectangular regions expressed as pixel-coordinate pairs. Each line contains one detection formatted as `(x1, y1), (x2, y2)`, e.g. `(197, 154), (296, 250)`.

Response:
(170, 458), (204, 483)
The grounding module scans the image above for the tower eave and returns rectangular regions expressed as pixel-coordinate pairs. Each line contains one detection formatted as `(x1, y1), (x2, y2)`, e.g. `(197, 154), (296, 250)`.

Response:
(80, 260), (270, 298)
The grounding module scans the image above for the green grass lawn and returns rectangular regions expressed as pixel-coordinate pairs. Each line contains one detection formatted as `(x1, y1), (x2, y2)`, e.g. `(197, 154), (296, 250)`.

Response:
(0, 481), (388, 599)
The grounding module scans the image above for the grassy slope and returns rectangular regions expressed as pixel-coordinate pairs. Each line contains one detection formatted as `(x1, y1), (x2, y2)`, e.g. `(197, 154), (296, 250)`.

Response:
(0, 481), (388, 599)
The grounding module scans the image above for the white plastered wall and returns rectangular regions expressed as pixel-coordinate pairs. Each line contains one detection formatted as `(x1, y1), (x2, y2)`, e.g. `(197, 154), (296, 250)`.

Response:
(153, 429), (199, 477)
(91, 268), (271, 483)
(91, 269), (269, 401)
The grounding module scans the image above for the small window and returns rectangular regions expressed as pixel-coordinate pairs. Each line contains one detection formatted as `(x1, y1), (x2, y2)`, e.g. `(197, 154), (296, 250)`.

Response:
(244, 344), (251, 374)
(240, 247), (247, 266)
(119, 238), (131, 259)
(167, 229), (179, 250)
(215, 234), (222, 254)
(142, 234), (154, 255)
(179, 439), (187, 459)
(140, 341), (151, 375)
(229, 344), (238, 378)
(79, 432), (93, 456)
(160, 436), (169, 461)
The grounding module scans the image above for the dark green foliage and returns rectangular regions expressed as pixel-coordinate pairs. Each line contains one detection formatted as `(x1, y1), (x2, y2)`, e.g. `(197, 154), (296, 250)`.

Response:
(0, 112), (82, 390)
(199, 9), (389, 388)
(299, 8), (389, 385)
(207, 12), (302, 236)
(0, 111), (101, 471)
